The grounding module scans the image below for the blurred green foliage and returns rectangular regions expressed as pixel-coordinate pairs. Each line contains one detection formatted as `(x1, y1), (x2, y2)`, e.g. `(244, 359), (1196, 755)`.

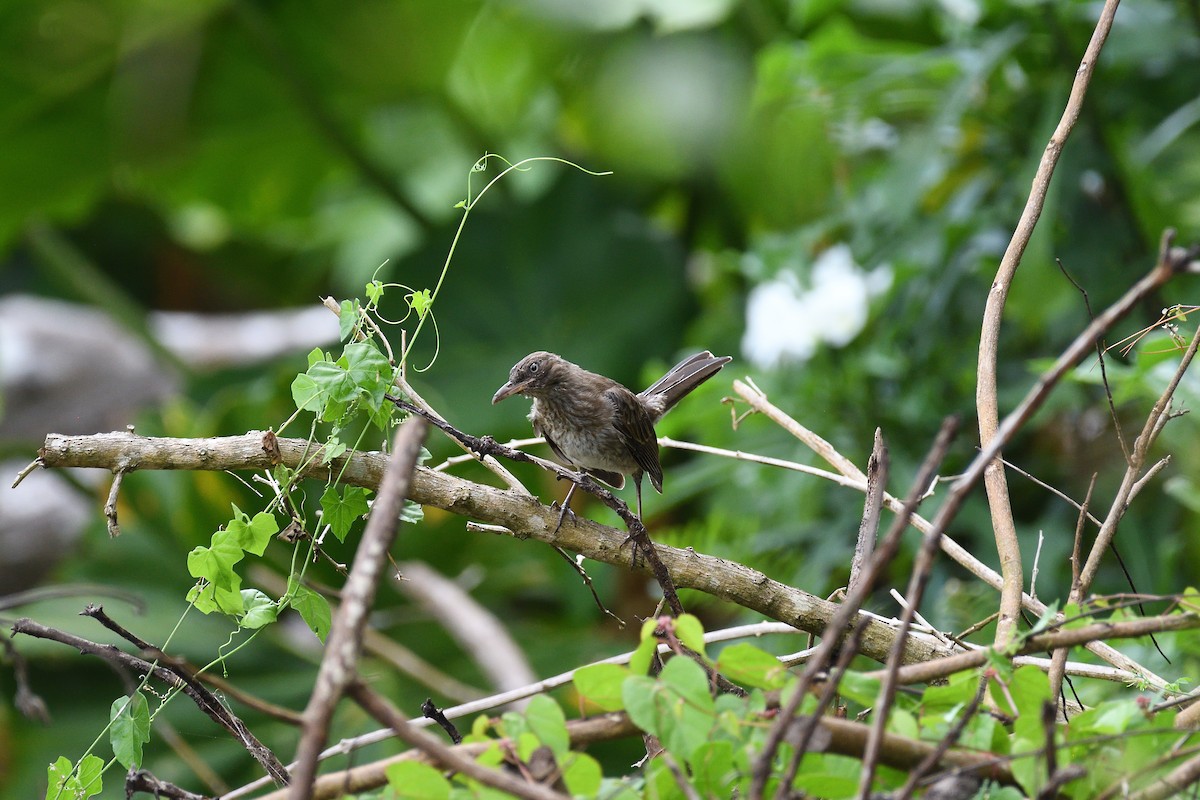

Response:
(3, 0), (1200, 795)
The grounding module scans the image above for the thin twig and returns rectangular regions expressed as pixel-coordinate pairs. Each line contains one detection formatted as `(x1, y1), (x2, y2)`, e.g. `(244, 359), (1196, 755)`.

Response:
(12, 618), (290, 784)
(1076, 321), (1200, 598)
(1030, 530), (1044, 602)
(896, 676), (988, 800)
(395, 374), (530, 494)
(289, 418), (428, 799)
(857, 482), (952, 798)
(884, 613), (1200, 687)
(774, 619), (872, 799)
(974, 0), (1122, 650)
(125, 769), (212, 800)
(11, 457), (42, 488)
(0, 636), (49, 723)
(347, 682), (569, 800)
(752, 417), (960, 800)
(104, 467), (126, 537)
(999, 455), (1103, 527)
(732, 378), (1174, 691)
(1050, 474), (1097, 703)
(849, 429), (887, 593)
(1057, 257), (1131, 461)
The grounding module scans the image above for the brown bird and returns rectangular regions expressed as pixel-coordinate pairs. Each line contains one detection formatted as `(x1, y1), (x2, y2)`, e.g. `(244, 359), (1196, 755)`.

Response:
(492, 350), (732, 523)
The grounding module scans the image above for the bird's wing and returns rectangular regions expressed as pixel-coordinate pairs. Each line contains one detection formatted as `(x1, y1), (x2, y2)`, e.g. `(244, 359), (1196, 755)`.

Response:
(605, 387), (663, 492)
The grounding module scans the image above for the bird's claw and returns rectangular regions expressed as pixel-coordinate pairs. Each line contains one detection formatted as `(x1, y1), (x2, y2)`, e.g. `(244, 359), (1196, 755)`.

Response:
(620, 531), (647, 569)
(550, 500), (576, 534)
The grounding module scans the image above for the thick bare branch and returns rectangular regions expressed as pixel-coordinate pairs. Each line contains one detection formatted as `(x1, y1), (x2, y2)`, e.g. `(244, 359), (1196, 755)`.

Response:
(37, 431), (955, 668)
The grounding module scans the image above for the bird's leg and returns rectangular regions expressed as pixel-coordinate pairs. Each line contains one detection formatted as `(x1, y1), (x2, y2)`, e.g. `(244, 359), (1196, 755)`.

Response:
(551, 479), (579, 534)
(624, 473), (648, 569)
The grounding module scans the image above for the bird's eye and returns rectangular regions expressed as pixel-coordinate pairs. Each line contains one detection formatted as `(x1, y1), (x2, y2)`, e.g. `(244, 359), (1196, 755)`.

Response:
(529, 362), (539, 373)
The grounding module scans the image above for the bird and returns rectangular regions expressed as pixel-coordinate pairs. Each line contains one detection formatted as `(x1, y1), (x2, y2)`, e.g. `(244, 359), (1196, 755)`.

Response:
(491, 350), (732, 525)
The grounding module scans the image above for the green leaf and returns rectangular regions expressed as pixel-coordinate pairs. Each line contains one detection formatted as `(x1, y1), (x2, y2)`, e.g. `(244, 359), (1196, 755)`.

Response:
(1006, 665), (1051, 723)
(1026, 600), (1059, 636)
(715, 643), (788, 690)
(186, 582), (218, 614)
(409, 288), (433, 319)
(226, 506), (277, 556)
(76, 754), (105, 799)
(1060, 602), (1091, 629)
(239, 589), (279, 629)
(368, 398), (396, 431)
(109, 692), (151, 769)
(290, 583), (331, 642)
(384, 760), (450, 799)
(791, 753), (861, 799)
(524, 694), (569, 758)
(673, 613), (706, 656)
(47, 754), (104, 799)
(321, 485), (371, 542)
(889, 708), (919, 741)
(207, 580), (245, 615)
(496, 711), (527, 749)
(922, 670), (980, 713)
(365, 280), (385, 305)
(339, 298), (359, 342)
(629, 617), (660, 676)
(306, 347), (327, 368)
(562, 752), (602, 797)
(400, 499), (424, 524)
(343, 341), (393, 411)
(186, 530), (245, 591)
(574, 663), (629, 712)
(322, 437), (348, 463)
(515, 731), (540, 762)
(623, 657), (714, 762)
(470, 714), (492, 739)
(1073, 698), (1144, 736)
(692, 740), (736, 796)
(837, 671), (882, 707)
(290, 373), (324, 413)
(308, 359), (359, 405)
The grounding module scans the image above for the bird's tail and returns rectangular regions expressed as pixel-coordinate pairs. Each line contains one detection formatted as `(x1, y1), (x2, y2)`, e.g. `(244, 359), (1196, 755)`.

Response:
(640, 351), (732, 417)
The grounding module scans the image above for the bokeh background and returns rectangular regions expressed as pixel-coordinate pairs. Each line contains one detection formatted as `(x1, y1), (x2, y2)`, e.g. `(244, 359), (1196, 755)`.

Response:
(3, 0), (1200, 795)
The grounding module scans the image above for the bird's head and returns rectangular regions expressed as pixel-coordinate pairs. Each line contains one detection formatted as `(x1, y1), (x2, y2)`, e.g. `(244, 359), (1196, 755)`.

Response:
(491, 351), (567, 404)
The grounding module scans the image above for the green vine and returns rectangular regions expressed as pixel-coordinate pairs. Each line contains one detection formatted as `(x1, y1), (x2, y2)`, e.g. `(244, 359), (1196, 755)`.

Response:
(45, 154), (609, 799)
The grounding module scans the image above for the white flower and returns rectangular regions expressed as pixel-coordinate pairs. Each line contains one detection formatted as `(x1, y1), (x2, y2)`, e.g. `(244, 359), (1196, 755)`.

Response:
(742, 244), (892, 369)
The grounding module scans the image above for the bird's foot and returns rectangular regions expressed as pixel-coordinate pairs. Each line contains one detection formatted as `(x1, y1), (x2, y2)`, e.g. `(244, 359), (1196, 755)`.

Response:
(549, 500), (576, 534)
(620, 529), (647, 569)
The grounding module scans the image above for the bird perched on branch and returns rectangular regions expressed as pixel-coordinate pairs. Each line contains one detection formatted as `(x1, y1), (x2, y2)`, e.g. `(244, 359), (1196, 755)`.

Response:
(492, 350), (732, 524)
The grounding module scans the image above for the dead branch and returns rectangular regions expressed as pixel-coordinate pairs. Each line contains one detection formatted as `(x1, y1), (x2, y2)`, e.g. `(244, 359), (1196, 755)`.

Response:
(288, 418), (428, 798)
(731, 379), (1173, 692)
(975, 0), (1123, 649)
(10, 618), (289, 785)
(882, 613), (1199, 686)
(36, 430), (957, 668)
(347, 681), (569, 800)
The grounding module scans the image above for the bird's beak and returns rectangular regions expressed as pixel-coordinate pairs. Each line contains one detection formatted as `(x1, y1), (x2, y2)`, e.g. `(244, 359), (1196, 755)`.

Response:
(492, 380), (526, 404)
